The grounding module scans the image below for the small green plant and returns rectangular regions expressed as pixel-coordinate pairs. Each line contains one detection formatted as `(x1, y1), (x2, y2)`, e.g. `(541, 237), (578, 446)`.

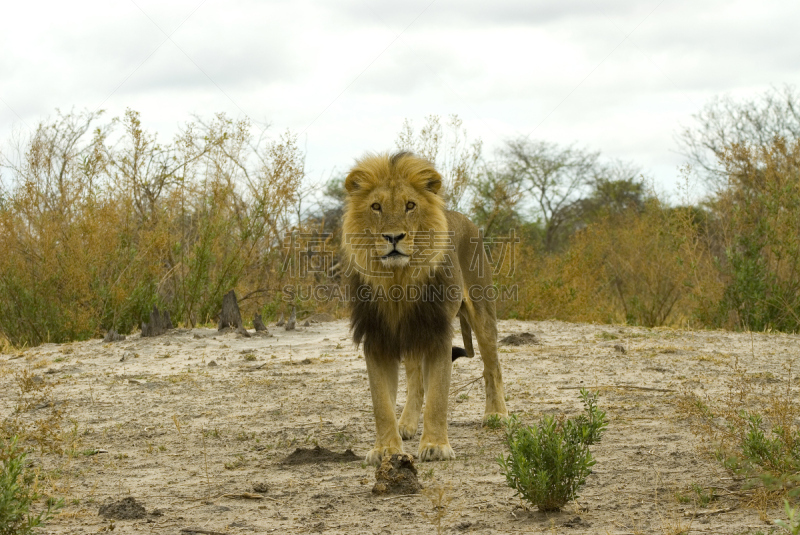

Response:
(421, 484), (456, 535)
(421, 467), (435, 481)
(0, 436), (64, 535)
(680, 361), (800, 500)
(573, 388), (608, 445)
(775, 499), (800, 534)
(775, 499), (800, 535)
(677, 483), (715, 508)
(497, 390), (608, 511)
(485, 413), (504, 430)
(224, 454), (246, 470)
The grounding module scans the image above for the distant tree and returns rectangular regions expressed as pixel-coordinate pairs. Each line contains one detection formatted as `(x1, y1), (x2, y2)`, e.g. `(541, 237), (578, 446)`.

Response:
(569, 163), (647, 229)
(469, 163), (525, 237)
(303, 175), (345, 236)
(497, 138), (598, 251)
(495, 139), (641, 252)
(677, 85), (800, 188)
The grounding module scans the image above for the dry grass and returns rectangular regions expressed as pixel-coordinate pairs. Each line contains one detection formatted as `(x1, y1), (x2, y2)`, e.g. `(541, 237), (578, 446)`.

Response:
(501, 200), (721, 327)
(0, 109), (314, 347)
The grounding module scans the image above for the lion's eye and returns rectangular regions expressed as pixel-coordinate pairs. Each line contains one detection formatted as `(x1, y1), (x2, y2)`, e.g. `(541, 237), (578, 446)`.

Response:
(406, 201), (416, 211)
(371, 203), (381, 212)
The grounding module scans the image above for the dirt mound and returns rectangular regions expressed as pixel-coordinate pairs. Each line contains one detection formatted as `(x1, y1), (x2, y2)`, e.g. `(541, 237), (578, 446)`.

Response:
(372, 453), (422, 495)
(500, 332), (539, 346)
(281, 445), (359, 465)
(304, 313), (336, 323)
(98, 496), (147, 519)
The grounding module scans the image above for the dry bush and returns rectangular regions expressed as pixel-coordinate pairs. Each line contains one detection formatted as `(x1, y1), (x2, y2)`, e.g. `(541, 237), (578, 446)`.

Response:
(0, 110), (306, 345)
(498, 241), (612, 323)
(679, 358), (800, 498)
(711, 138), (800, 331)
(395, 114), (482, 212)
(575, 201), (721, 327)
(505, 200), (721, 327)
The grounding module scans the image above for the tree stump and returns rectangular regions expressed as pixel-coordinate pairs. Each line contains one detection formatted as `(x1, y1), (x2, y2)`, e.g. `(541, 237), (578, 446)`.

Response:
(276, 312), (285, 327)
(285, 306), (296, 331)
(103, 329), (126, 342)
(253, 313), (268, 332)
(218, 290), (243, 331)
(141, 305), (172, 337)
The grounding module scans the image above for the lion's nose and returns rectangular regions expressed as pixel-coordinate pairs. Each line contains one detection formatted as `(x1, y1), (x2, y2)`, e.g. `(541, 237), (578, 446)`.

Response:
(382, 232), (406, 245)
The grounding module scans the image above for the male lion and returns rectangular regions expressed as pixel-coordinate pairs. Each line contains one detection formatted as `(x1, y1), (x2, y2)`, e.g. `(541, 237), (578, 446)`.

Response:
(342, 151), (508, 465)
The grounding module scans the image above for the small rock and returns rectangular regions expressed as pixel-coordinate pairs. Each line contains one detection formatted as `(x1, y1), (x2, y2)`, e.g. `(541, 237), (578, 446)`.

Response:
(563, 515), (590, 528)
(614, 344), (626, 354)
(208, 360), (218, 367)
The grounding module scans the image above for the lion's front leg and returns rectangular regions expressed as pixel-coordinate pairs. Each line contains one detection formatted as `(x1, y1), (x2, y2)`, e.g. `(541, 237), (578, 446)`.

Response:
(398, 357), (423, 440)
(418, 350), (456, 462)
(364, 352), (404, 466)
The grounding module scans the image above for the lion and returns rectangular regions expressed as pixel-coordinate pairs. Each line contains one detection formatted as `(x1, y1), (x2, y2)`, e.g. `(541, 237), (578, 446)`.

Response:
(342, 151), (508, 466)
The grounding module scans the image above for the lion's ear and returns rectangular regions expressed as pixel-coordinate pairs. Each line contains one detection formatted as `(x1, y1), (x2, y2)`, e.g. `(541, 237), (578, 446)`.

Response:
(344, 171), (364, 194)
(425, 172), (442, 194)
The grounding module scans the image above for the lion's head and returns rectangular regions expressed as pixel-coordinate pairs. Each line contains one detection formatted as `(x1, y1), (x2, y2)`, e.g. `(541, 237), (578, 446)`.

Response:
(342, 152), (449, 286)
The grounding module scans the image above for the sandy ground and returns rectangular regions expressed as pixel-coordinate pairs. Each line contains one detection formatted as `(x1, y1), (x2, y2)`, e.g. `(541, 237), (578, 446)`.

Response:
(2, 318), (799, 534)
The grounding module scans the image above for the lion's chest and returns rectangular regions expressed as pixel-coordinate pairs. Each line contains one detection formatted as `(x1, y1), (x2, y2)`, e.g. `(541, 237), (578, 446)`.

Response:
(348, 273), (459, 360)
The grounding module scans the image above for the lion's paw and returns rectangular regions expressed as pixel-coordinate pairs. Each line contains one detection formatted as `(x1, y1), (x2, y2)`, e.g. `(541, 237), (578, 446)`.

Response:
(418, 442), (455, 462)
(365, 446), (403, 467)
(398, 422), (418, 440)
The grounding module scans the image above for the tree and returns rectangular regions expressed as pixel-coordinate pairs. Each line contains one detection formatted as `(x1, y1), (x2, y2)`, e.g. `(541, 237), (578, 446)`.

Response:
(712, 138), (800, 331)
(569, 164), (647, 230)
(469, 163), (525, 237)
(498, 138), (598, 251)
(395, 114), (482, 212)
(677, 85), (800, 188)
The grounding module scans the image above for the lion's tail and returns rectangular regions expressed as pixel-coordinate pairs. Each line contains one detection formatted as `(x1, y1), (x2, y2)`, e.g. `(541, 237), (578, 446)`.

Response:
(452, 311), (475, 362)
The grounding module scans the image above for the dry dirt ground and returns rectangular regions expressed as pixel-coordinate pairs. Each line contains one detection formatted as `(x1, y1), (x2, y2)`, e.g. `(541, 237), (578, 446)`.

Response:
(2, 319), (799, 534)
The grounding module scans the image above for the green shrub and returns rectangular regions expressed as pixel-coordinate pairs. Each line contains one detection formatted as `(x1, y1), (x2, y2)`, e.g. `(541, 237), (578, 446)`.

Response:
(775, 499), (800, 535)
(573, 388), (608, 445)
(0, 436), (63, 535)
(680, 367), (800, 496)
(497, 390), (607, 511)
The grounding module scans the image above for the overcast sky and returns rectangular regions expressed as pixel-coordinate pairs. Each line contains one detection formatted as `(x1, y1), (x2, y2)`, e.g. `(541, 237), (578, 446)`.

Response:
(2, 0), (800, 200)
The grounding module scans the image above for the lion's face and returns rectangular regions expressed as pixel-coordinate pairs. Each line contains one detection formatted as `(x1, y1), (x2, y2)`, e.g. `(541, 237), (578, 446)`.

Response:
(342, 152), (448, 281)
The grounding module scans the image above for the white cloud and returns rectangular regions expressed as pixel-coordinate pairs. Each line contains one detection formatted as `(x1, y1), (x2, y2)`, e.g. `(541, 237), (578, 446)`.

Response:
(2, 0), (800, 195)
